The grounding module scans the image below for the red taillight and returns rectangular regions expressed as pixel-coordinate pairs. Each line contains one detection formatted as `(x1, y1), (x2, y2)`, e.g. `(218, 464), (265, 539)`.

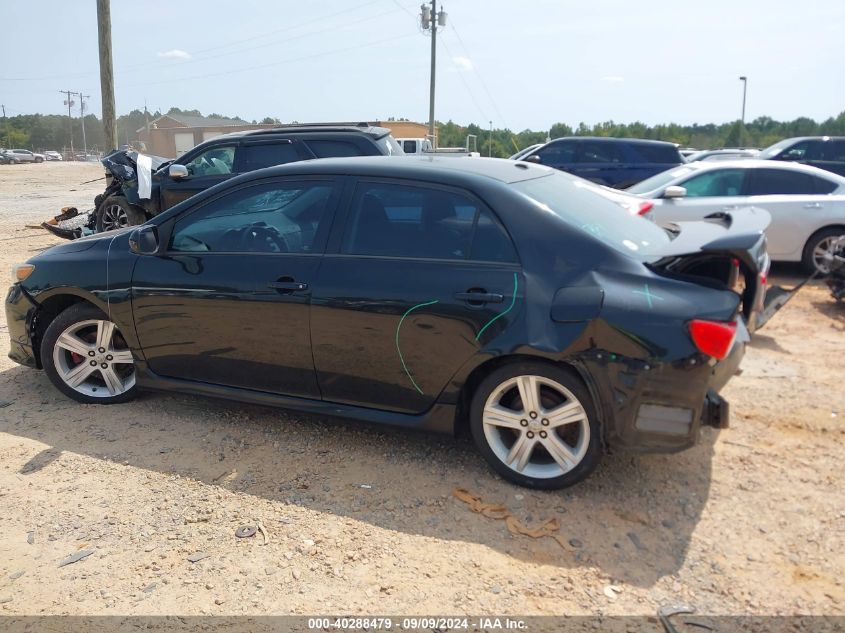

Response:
(689, 320), (737, 360)
(637, 201), (654, 216)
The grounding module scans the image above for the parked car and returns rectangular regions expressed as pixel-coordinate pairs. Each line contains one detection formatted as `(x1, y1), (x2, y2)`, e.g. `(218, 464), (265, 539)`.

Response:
(0, 151), (12, 165)
(685, 148), (759, 162)
(520, 137), (684, 188)
(43, 150), (63, 161)
(627, 159), (845, 272)
(7, 157), (769, 489)
(4, 149), (44, 163)
(508, 143), (544, 161)
(94, 123), (404, 232)
(759, 136), (845, 177)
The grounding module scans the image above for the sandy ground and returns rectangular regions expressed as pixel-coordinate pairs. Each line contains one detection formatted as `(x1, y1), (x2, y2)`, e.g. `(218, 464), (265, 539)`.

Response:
(0, 162), (843, 617)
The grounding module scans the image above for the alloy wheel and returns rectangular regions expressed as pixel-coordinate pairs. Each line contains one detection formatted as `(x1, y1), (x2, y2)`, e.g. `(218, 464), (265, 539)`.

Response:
(52, 319), (135, 398)
(812, 235), (845, 274)
(101, 203), (129, 231)
(482, 374), (590, 479)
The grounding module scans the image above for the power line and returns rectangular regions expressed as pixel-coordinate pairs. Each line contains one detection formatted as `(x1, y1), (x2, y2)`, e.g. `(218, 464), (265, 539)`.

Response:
(438, 36), (488, 121)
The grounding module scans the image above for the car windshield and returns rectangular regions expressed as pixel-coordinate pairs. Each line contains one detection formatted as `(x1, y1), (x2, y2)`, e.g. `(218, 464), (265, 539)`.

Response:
(511, 172), (671, 260)
(759, 138), (795, 159)
(627, 165), (696, 194)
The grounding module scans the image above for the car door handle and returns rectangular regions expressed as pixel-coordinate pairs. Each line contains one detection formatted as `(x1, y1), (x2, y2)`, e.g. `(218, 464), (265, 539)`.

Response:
(804, 203), (822, 209)
(268, 281), (308, 292)
(455, 291), (504, 303)
(721, 205), (738, 211)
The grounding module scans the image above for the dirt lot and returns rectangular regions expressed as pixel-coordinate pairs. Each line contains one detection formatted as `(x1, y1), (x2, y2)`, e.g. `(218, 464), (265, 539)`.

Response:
(0, 162), (843, 617)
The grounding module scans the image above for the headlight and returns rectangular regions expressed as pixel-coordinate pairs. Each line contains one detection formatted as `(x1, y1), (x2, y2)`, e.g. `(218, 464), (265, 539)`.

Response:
(12, 264), (35, 283)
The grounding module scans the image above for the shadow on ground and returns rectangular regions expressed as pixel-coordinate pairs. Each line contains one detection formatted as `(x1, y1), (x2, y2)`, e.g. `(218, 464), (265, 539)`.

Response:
(0, 363), (718, 587)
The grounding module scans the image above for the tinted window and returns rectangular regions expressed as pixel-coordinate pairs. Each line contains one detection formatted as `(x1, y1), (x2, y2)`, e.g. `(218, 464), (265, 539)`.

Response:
(342, 183), (516, 262)
(511, 172), (671, 261)
(681, 169), (745, 197)
(746, 169), (816, 195)
(813, 176), (839, 194)
(239, 142), (300, 171)
(307, 140), (366, 158)
(825, 140), (845, 162)
(170, 181), (334, 253)
(576, 141), (624, 164)
(634, 143), (682, 163)
(183, 145), (235, 176)
(779, 141), (818, 161)
(533, 141), (576, 164)
(401, 140), (418, 153)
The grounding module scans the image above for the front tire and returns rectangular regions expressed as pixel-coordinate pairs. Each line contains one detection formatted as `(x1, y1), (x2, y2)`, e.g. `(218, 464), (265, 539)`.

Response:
(35, 156), (43, 163)
(802, 227), (845, 274)
(95, 195), (146, 232)
(41, 303), (138, 404)
(469, 361), (602, 489)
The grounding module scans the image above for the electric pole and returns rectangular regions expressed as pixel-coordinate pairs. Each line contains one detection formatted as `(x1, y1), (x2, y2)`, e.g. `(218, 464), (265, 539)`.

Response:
(79, 93), (90, 157)
(1, 104), (8, 149)
(60, 89), (75, 158)
(420, 1), (446, 148)
(98, 0), (117, 151)
(738, 76), (748, 126)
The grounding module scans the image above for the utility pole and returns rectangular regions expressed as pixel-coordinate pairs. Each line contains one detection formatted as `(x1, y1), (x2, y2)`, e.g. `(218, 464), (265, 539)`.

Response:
(79, 92), (90, 157)
(60, 89), (75, 158)
(1, 104), (8, 149)
(420, 1), (446, 148)
(739, 76), (748, 126)
(98, 0), (117, 151)
(488, 120), (492, 157)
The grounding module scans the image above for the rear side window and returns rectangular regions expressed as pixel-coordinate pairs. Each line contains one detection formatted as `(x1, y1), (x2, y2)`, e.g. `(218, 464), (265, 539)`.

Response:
(825, 140), (845, 162)
(307, 140), (367, 158)
(576, 141), (625, 164)
(634, 143), (682, 163)
(238, 143), (301, 171)
(681, 169), (746, 197)
(341, 182), (516, 262)
(812, 176), (839, 194)
(745, 169), (816, 195)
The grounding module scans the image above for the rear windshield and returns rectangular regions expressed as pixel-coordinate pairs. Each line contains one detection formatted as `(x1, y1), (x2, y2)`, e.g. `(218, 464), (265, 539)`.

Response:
(511, 172), (671, 260)
(627, 165), (696, 194)
(634, 143), (682, 163)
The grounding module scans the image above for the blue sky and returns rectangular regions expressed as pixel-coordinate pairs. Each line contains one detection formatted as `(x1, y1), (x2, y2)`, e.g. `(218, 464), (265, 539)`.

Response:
(1, 0), (843, 131)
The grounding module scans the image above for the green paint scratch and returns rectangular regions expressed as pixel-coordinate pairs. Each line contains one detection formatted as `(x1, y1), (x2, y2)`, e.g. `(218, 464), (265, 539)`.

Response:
(632, 283), (664, 309)
(475, 273), (519, 341)
(396, 299), (439, 394)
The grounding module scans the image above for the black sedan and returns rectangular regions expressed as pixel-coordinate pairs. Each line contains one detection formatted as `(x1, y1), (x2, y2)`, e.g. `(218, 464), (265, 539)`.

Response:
(6, 157), (770, 489)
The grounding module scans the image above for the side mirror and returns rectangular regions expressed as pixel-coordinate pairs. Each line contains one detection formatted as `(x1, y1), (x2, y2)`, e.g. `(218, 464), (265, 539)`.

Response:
(522, 154), (542, 164)
(169, 164), (189, 180)
(663, 185), (687, 199)
(129, 225), (159, 255)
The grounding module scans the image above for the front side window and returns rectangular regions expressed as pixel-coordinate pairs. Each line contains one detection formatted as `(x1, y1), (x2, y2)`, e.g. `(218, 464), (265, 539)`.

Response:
(745, 169), (816, 195)
(182, 145), (236, 177)
(238, 142), (300, 171)
(170, 180), (334, 253)
(341, 182), (516, 262)
(533, 141), (576, 164)
(681, 169), (746, 197)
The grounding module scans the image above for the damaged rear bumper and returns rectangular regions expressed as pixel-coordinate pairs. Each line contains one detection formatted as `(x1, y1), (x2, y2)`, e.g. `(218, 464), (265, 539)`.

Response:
(5, 283), (39, 368)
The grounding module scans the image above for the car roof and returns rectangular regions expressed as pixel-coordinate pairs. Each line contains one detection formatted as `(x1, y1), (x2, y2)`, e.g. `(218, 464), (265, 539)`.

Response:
(679, 158), (845, 181)
(550, 136), (679, 147)
(213, 123), (392, 141)
(243, 155), (554, 184)
(775, 135), (845, 143)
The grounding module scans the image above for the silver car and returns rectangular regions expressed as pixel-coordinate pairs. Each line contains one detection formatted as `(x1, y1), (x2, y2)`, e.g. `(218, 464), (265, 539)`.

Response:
(4, 149), (45, 163)
(627, 159), (845, 273)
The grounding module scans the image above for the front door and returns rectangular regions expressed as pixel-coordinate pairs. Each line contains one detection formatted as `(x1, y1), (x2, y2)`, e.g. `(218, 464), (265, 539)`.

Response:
(132, 177), (340, 397)
(310, 180), (523, 414)
(160, 143), (238, 211)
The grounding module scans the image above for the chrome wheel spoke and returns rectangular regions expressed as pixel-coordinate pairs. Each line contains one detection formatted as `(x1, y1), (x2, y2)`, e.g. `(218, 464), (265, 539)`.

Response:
(96, 320), (115, 350)
(506, 433), (534, 472)
(110, 349), (133, 364)
(545, 400), (586, 428)
(100, 366), (125, 395)
(483, 404), (524, 429)
(56, 332), (91, 356)
(64, 362), (97, 388)
(541, 434), (578, 471)
(515, 375), (541, 414)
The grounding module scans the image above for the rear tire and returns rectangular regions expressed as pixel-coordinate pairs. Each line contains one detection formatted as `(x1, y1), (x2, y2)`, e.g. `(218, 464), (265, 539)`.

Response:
(95, 195), (146, 232)
(469, 361), (602, 489)
(802, 227), (845, 274)
(40, 303), (138, 405)
(35, 156), (43, 163)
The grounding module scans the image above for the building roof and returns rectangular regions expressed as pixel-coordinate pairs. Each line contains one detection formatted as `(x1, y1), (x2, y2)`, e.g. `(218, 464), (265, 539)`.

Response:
(137, 113), (251, 133)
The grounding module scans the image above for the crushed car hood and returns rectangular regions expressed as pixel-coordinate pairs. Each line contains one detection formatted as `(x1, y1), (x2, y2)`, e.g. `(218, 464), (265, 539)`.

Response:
(101, 149), (170, 183)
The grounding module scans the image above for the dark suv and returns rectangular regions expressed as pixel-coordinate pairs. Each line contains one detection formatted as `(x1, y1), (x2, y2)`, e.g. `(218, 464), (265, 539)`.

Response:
(96, 124), (403, 231)
(521, 137), (683, 189)
(759, 136), (845, 177)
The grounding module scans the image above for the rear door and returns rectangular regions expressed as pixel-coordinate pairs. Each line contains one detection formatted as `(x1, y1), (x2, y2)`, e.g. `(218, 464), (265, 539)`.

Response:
(743, 167), (835, 259)
(159, 142), (238, 210)
(650, 168), (749, 224)
(309, 179), (522, 414)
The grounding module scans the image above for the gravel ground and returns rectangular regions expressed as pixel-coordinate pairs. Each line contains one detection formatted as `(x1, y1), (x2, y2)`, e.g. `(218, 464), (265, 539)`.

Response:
(0, 162), (843, 617)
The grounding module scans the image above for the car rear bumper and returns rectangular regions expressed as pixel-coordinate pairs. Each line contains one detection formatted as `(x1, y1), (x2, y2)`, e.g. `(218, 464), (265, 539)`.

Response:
(587, 319), (748, 453)
(5, 283), (39, 368)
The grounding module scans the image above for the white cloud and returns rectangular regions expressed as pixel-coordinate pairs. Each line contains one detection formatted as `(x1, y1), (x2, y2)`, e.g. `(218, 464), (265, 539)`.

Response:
(601, 75), (625, 82)
(450, 56), (474, 72)
(157, 49), (191, 60)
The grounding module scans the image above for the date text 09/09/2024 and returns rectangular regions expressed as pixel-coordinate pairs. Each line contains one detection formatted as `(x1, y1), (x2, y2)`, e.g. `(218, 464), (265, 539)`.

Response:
(307, 617), (527, 630)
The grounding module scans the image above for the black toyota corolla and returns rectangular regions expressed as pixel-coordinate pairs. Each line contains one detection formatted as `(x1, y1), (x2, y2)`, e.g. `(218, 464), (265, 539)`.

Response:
(6, 157), (770, 489)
